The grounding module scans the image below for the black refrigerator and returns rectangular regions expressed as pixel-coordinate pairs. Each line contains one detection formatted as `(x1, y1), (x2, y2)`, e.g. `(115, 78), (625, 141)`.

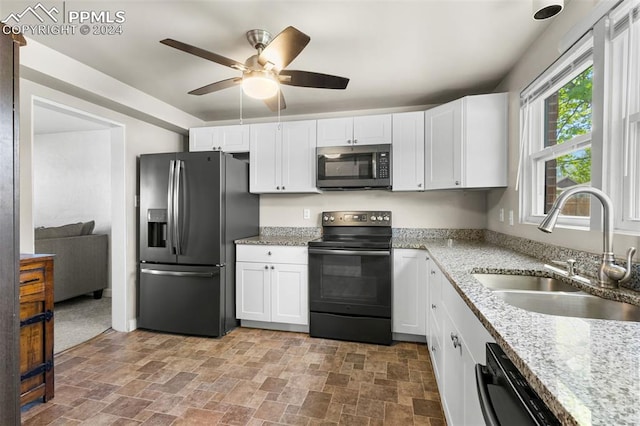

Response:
(138, 151), (259, 337)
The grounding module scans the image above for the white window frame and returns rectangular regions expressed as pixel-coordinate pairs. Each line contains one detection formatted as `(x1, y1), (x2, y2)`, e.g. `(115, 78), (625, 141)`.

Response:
(606, 0), (640, 234)
(520, 35), (595, 229)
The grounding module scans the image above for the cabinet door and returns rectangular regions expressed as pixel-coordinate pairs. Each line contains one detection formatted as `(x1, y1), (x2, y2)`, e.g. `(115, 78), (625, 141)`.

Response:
(353, 114), (392, 145)
(250, 123), (281, 193)
(280, 120), (318, 193)
(441, 308), (464, 426)
(392, 249), (427, 335)
(317, 117), (353, 147)
(425, 100), (462, 189)
(392, 112), (425, 191)
(219, 125), (250, 153)
(236, 262), (271, 321)
(271, 263), (308, 325)
(189, 127), (219, 151)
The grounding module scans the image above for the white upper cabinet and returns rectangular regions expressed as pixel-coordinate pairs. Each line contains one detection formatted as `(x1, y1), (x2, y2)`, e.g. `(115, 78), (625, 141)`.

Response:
(250, 120), (318, 194)
(392, 111), (425, 191)
(425, 93), (508, 189)
(317, 114), (392, 147)
(189, 125), (250, 153)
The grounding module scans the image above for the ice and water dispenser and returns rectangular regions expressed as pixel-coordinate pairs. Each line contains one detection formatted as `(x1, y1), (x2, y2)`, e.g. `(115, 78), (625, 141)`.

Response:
(147, 209), (167, 247)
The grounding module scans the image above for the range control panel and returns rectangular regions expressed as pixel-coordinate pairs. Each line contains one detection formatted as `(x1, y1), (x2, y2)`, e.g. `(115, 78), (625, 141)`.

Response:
(321, 211), (392, 226)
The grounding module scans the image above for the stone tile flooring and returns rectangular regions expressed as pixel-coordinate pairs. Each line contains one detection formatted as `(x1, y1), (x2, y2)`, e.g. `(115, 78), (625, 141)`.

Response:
(21, 327), (446, 425)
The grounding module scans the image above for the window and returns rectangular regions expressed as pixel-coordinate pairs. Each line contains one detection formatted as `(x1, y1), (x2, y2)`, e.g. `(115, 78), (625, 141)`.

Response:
(607, 2), (640, 233)
(520, 36), (594, 228)
(519, 0), (640, 235)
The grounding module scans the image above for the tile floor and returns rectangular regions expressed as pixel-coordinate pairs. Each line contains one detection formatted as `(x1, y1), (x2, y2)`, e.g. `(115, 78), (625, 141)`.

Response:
(21, 327), (446, 425)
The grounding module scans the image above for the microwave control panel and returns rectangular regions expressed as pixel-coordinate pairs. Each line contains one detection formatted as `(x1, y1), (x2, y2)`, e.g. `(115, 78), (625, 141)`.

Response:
(377, 152), (390, 179)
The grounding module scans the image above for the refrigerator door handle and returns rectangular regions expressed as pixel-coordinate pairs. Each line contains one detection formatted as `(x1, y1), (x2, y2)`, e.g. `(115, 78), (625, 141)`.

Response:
(174, 160), (183, 255)
(140, 268), (220, 278)
(167, 160), (176, 253)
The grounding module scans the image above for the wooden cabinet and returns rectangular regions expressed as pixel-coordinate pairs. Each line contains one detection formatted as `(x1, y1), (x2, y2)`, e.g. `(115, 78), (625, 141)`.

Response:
(189, 125), (250, 153)
(392, 111), (425, 191)
(392, 249), (427, 335)
(427, 256), (494, 426)
(236, 245), (308, 326)
(249, 121), (318, 193)
(425, 93), (508, 190)
(317, 114), (392, 147)
(19, 255), (54, 407)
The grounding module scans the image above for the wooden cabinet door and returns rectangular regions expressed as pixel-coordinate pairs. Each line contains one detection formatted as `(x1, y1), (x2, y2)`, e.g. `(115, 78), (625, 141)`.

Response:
(236, 262), (271, 322)
(280, 120), (318, 193)
(392, 111), (425, 191)
(271, 263), (308, 325)
(249, 122), (281, 193)
(425, 100), (462, 189)
(392, 249), (427, 335)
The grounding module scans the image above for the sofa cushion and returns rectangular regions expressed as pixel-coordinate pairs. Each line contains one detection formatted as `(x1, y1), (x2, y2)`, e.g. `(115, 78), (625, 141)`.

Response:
(35, 222), (84, 240)
(81, 220), (95, 235)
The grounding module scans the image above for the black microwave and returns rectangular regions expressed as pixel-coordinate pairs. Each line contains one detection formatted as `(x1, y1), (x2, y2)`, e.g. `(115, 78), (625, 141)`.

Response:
(316, 144), (391, 189)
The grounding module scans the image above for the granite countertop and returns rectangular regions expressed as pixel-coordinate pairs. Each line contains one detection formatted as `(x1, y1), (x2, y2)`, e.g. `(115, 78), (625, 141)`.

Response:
(235, 235), (317, 246)
(394, 238), (640, 426)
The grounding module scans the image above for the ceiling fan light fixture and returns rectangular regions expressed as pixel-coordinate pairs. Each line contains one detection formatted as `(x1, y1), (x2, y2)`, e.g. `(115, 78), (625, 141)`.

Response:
(242, 71), (279, 99)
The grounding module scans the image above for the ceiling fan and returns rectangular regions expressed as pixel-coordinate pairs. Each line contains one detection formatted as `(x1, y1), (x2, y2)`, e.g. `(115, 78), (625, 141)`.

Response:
(160, 26), (349, 111)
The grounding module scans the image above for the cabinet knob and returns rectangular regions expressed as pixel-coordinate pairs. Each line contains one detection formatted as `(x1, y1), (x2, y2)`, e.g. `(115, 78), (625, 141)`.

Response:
(347, 139), (352, 144)
(426, 256), (430, 260)
(282, 186), (285, 190)
(264, 265), (268, 269)
(267, 251), (272, 256)
(353, 139), (358, 144)
(276, 186), (280, 190)
(270, 266), (274, 270)
(431, 270), (436, 275)
(450, 332), (461, 349)
(431, 346), (436, 353)
(431, 304), (436, 310)
(455, 181), (460, 186)
(418, 183), (422, 188)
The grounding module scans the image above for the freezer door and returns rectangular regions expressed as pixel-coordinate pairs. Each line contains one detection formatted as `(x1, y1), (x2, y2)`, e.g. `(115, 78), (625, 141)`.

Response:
(175, 152), (223, 265)
(139, 153), (177, 264)
(138, 264), (223, 337)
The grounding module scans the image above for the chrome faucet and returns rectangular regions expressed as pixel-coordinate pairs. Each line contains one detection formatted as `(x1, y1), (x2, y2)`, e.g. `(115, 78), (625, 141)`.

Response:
(538, 186), (636, 288)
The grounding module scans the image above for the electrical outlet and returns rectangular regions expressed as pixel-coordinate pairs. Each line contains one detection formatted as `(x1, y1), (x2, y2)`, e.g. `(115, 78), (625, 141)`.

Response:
(499, 208), (504, 222)
(303, 208), (310, 220)
(508, 210), (514, 226)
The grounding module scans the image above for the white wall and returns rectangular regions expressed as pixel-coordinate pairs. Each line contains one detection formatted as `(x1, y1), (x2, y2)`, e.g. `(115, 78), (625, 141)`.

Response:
(260, 190), (487, 229)
(487, 0), (640, 256)
(33, 129), (112, 233)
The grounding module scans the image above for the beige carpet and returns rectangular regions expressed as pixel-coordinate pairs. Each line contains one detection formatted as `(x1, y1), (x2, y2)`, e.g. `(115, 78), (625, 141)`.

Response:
(54, 295), (111, 354)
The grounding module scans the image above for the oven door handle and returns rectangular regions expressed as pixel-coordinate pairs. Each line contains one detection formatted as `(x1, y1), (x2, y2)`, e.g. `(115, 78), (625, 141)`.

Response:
(475, 364), (501, 426)
(308, 248), (390, 256)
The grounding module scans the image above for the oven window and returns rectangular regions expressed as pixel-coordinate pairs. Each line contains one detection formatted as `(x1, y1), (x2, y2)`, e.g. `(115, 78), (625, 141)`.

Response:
(319, 154), (373, 179)
(309, 252), (391, 316)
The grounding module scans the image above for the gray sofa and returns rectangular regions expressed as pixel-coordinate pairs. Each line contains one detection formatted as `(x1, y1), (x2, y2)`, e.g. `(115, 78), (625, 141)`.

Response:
(34, 221), (108, 303)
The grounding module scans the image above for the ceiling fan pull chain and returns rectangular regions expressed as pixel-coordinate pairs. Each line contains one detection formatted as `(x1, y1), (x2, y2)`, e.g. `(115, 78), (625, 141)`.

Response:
(239, 83), (243, 124)
(277, 88), (281, 128)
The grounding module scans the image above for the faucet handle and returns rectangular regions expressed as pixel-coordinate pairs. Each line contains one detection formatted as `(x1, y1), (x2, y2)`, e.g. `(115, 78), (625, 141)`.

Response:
(619, 247), (637, 285)
(552, 259), (577, 276)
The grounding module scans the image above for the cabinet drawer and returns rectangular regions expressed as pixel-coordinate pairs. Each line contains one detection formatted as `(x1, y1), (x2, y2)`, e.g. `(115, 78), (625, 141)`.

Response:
(237, 245), (308, 264)
(19, 269), (45, 300)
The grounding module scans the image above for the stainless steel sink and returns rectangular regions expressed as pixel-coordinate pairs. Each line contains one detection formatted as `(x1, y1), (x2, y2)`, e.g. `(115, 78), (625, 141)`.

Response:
(493, 291), (640, 322)
(472, 273), (580, 292)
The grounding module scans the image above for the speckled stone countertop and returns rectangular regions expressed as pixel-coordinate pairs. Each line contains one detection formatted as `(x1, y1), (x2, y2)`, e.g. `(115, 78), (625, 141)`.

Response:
(397, 238), (640, 426)
(235, 235), (316, 246)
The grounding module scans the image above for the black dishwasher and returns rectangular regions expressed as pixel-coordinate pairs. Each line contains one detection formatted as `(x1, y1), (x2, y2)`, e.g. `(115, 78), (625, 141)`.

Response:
(475, 343), (560, 426)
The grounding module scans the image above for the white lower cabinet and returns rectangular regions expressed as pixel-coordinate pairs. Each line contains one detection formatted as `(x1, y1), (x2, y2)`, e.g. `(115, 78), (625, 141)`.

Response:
(392, 249), (427, 335)
(428, 256), (494, 426)
(236, 245), (308, 326)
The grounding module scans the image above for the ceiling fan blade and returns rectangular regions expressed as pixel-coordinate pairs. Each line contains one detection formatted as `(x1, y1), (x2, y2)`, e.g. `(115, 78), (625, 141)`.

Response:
(279, 70), (349, 89)
(160, 38), (247, 71)
(263, 90), (286, 112)
(188, 77), (242, 95)
(258, 26), (310, 71)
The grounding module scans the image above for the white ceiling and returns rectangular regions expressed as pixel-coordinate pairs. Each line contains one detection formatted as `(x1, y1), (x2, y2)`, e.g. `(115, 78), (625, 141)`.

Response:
(5, 1), (556, 122)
